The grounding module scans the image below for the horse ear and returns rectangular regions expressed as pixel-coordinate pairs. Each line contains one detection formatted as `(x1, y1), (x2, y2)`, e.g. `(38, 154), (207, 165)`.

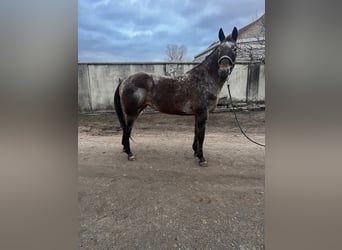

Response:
(218, 28), (225, 42)
(230, 26), (238, 42)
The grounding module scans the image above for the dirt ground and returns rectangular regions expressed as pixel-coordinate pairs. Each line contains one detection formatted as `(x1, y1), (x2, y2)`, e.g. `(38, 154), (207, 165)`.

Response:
(78, 110), (265, 249)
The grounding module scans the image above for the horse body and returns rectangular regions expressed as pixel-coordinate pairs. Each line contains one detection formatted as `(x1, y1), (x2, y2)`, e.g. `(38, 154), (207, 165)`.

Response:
(115, 27), (238, 166)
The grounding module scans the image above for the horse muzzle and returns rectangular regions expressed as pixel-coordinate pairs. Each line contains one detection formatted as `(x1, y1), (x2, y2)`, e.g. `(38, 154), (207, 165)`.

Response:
(218, 55), (234, 78)
(218, 67), (231, 79)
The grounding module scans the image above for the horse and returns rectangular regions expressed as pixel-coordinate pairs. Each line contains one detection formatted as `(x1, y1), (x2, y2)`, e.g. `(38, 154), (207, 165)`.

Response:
(114, 27), (238, 166)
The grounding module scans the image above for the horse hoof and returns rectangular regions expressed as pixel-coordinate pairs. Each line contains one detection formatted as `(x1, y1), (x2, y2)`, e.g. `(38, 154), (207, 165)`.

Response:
(128, 155), (136, 161)
(199, 160), (207, 167)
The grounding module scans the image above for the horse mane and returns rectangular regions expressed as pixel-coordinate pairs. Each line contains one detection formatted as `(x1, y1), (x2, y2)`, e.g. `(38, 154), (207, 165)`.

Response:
(187, 44), (219, 73)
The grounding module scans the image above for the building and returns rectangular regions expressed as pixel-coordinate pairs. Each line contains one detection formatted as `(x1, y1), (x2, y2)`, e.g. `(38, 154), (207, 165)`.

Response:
(193, 14), (265, 63)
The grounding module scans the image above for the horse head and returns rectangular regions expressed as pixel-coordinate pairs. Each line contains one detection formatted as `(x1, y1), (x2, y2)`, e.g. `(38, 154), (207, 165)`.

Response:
(217, 27), (238, 79)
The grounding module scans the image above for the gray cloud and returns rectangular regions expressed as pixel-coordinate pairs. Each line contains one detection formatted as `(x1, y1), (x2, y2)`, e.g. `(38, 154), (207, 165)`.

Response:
(78, 0), (265, 62)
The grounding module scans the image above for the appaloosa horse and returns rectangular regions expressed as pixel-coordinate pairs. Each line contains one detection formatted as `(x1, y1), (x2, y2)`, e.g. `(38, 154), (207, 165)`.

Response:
(114, 27), (238, 166)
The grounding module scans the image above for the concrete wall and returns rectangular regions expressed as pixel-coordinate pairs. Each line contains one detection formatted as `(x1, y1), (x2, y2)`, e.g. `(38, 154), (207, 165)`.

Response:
(225, 63), (265, 103)
(78, 62), (265, 112)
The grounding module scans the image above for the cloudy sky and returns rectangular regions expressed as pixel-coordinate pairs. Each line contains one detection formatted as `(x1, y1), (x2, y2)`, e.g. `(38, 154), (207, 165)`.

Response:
(78, 0), (265, 62)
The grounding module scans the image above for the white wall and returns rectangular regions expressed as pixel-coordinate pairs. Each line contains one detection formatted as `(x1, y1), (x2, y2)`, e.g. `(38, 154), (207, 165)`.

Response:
(258, 64), (265, 101)
(224, 64), (249, 102)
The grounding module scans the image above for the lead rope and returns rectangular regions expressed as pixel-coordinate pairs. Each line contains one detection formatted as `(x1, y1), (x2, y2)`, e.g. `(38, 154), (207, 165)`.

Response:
(227, 84), (265, 147)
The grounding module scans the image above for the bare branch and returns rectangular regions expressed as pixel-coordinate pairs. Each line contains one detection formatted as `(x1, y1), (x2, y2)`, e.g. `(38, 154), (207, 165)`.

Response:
(165, 44), (187, 62)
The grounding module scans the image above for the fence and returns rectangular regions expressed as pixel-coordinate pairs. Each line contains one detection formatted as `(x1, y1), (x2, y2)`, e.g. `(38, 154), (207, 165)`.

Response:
(78, 62), (265, 113)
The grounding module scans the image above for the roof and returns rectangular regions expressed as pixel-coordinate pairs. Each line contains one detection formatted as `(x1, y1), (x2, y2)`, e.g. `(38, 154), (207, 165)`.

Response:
(238, 14), (265, 40)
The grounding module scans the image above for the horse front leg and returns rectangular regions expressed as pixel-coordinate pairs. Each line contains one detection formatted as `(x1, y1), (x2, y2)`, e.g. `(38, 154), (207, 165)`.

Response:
(192, 126), (198, 156)
(195, 112), (208, 167)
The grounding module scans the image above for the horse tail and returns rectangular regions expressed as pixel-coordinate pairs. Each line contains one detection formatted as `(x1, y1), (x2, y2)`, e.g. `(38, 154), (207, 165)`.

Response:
(114, 79), (127, 133)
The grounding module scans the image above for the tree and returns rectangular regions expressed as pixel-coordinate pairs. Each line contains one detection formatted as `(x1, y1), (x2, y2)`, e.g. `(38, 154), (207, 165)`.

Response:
(165, 44), (187, 62)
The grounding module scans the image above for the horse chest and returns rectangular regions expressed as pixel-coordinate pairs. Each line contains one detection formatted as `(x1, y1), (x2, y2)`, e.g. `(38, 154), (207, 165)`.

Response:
(207, 92), (219, 111)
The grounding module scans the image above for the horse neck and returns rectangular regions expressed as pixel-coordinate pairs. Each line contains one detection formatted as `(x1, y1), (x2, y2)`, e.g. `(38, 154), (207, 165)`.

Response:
(191, 48), (226, 88)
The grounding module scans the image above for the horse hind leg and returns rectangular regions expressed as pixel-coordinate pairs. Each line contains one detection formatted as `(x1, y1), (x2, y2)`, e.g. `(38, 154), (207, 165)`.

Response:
(121, 90), (148, 161)
(122, 115), (137, 161)
(123, 105), (149, 160)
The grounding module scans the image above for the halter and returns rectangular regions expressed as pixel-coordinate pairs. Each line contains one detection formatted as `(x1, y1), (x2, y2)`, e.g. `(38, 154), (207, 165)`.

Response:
(218, 55), (234, 65)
